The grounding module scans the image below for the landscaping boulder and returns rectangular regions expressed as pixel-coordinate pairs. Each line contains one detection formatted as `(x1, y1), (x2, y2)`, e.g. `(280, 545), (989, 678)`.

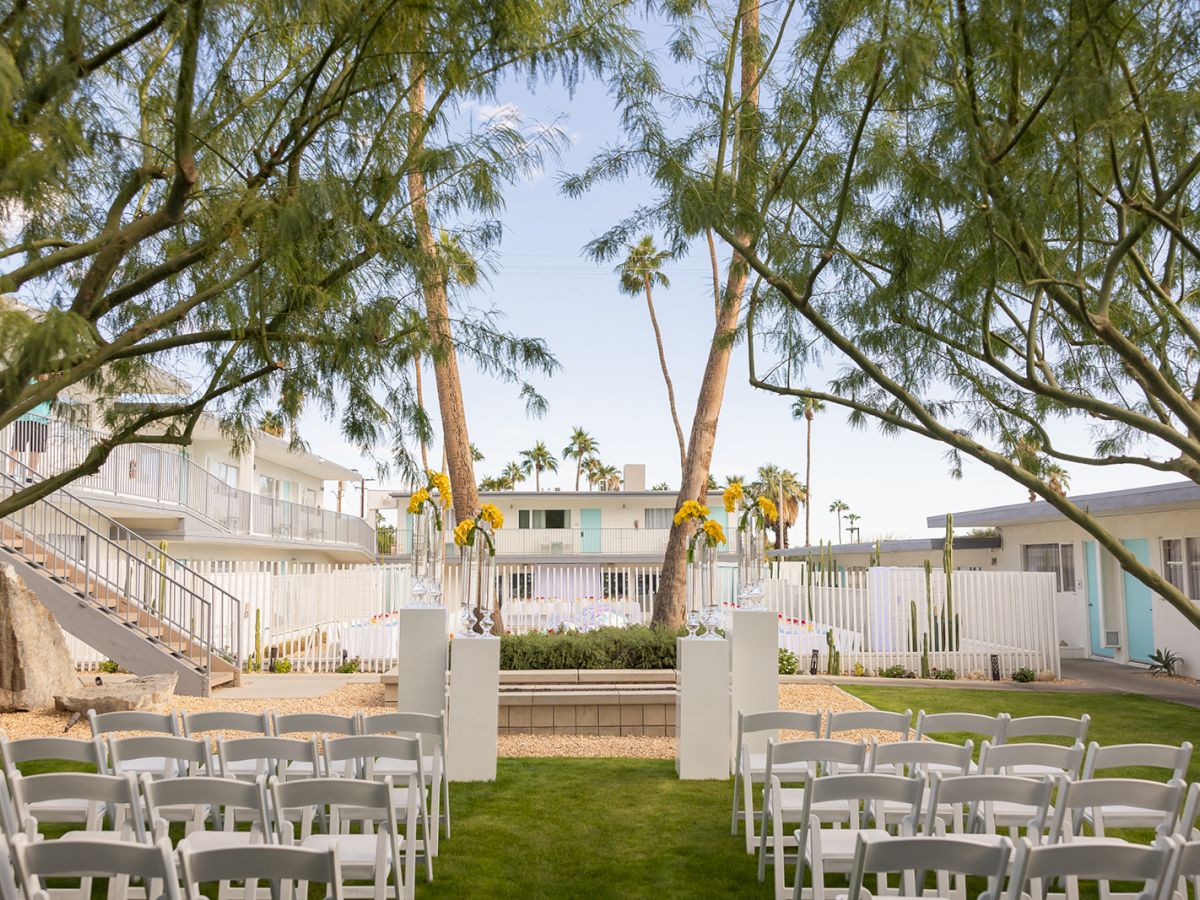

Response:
(55, 673), (178, 724)
(0, 563), (82, 711)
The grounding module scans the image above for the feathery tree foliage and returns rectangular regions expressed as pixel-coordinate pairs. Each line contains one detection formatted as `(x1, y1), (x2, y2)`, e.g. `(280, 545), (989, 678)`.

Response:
(654, 0), (1200, 627)
(0, 0), (634, 519)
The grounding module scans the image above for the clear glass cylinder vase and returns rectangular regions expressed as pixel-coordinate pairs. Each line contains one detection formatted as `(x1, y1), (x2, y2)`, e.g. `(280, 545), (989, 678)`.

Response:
(736, 514), (766, 609)
(422, 501), (445, 607)
(409, 508), (429, 605)
(459, 527), (495, 636)
(687, 539), (721, 638)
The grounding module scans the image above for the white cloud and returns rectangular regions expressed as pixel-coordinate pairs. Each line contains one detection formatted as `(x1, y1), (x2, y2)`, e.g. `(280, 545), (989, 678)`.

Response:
(475, 102), (523, 130)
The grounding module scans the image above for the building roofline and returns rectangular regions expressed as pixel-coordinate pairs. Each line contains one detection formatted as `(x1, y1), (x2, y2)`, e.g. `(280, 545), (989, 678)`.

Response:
(772, 535), (1001, 558)
(379, 489), (724, 499)
(926, 479), (1200, 528)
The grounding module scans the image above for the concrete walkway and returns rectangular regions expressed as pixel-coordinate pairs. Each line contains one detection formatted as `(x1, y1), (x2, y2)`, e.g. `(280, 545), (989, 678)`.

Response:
(1059, 658), (1200, 709)
(214, 673), (377, 700)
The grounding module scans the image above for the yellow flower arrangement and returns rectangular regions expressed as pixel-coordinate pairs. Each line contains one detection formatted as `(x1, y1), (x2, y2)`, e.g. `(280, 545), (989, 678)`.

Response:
(479, 503), (504, 529)
(407, 487), (430, 515)
(453, 519), (475, 546)
(757, 496), (778, 524)
(673, 499), (710, 526)
(703, 519), (727, 545)
(722, 481), (743, 513)
(429, 471), (452, 504)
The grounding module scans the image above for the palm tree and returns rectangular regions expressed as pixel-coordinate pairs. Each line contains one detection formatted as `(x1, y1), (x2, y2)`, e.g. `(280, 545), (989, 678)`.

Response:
(792, 397), (825, 546)
(616, 236), (687, 475)
(596, 463), (621, 491)
(519, 441), (558, 491)
(706, 473), (719, 491)
(562, 427), (599, 491)
(829, 499), (849, 544)
(845, 512), (861, 543)
(752, 465), (807, 549)
(501, 461), (526, 490)
(651, 481), (671, 491)
(259, 411), (285, 438)
(470, 443), (485, 463)
(582, 456), (603, 491)
(479, 475), (506, 491)
(724, 474), (745, 488)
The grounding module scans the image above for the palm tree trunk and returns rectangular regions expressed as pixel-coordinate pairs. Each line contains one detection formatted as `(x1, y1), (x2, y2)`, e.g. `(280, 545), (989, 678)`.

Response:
(804, 417), (812, 546)
(535, 468), (541, 491)
(652, 0), (760, 629)
(575, 460), (581, 491)
(643, 277), (687, 474)
(414, 354), (428, 471)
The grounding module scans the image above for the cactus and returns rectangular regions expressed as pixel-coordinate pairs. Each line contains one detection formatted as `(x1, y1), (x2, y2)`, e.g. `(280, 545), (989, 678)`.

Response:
(825, 628), (841, 675)
(921, 633), (931, 679)
(944, 514), (956, 650)
(910, 601), (918, 652)
(253, 609), (262, 673)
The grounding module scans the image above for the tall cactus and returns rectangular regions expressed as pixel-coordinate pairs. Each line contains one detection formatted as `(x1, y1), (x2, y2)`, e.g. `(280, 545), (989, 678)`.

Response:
(910, 600), (918, 652)
(943, 513), (956, 650)
(825, 628), (841, 675)
(253, 609), (262, 673)
(921, 633), (931, 678)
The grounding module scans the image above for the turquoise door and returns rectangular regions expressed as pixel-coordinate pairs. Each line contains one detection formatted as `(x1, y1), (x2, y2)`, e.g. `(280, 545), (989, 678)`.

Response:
(581, 508), (601, 553)
(710, 507), (729, 530)
(1121, 538), (1155, 664)
(1084, 542), (1114, 658)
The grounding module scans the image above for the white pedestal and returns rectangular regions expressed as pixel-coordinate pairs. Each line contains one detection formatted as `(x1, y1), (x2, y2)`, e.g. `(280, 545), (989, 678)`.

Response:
(728, 608), (780, 761)
(675, 637), (731, 780)
(446, 636), (500, 782)
(395, 607), (450, 716)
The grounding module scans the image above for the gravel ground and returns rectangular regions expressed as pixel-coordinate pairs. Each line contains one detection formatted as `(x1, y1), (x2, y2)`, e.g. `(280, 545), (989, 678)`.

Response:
(0, 680), (884, 759)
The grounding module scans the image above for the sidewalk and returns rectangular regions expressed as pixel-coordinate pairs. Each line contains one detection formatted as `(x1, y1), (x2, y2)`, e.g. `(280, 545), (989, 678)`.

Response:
(215, 673), (377, 700)
(1059, 658), (1200, 709)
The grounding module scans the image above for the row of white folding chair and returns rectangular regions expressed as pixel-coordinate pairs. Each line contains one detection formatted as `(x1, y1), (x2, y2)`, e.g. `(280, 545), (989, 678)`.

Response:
(8, 833), (352, 900)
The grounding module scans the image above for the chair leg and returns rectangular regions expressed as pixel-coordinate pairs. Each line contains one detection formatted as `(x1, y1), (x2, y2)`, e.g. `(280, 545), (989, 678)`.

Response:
(731, 766), (742, 836)
(743, 776), (758, 854)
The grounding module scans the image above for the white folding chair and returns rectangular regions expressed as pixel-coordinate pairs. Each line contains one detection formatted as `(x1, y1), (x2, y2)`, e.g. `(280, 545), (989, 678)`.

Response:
(926, 773), (1054, 846)
(868, 739), (972, 830)
(272, 713), (360, 778)
(790, 773), (924, 900)
(271, 777), (407, 900)
(825, 710), (912, 742)
(9, 771), (146, 842)
(732, 710), (822, 853)
(1003, 715), (1090, 768)
(1165, 835), (1200, 900)
(0, 773), (18, 900)
(11, 834), (180, 900)
(183, 712), (272, 780)
(914, 711), (1009, 771)
(360, 712), (450, 852)
(979, 741), (1083, 828)
(88, 711), (181, 779)
(1049, 777), (1184, 851)
(1081, 742), (1192, 830)
(0, 735), (107, 823)
(323, 735), (431, 886)
(758, 739), (870, 895)
(179, 843), (344, 900)
(845, 832), (1011, 900)
(216, 737), (320, 783)
(1007, 835), (1172, 900)
(109, 736), (210, 780)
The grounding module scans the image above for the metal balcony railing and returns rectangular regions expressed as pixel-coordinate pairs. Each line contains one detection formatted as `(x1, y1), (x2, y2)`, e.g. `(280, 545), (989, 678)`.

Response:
(388, 526), (733, 557)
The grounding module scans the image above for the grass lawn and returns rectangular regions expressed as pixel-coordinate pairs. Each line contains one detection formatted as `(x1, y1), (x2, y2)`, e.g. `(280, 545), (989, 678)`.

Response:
(14, 687), (1200, 898)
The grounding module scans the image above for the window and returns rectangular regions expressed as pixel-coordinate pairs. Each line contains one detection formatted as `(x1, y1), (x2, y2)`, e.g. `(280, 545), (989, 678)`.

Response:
(602, 571), (628, 598)
(502, 572), (533, 600)
(209, 459), (239, 487)
(1021, 543), (1076, 592)
(517, 509), (570, 529)
(1162, 538), (1200, 601)
(258, 474), (280, 498)
(644, 508), (674, 529)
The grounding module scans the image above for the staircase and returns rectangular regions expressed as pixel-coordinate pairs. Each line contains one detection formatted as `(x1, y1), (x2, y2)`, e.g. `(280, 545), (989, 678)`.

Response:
(0, 453), (242, 696)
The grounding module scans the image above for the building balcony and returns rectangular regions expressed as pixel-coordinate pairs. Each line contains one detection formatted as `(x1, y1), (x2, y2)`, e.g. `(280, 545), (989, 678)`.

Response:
(386, 526), (736, 560)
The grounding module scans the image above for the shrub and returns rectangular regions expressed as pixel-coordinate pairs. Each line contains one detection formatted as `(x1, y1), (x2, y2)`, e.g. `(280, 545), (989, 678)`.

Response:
(1011, 666), (1036, 683)
(335, 657), (362, 674)
(98, 660), (120, 674)
(273, 658), (293, 674)
(877, 664), (907, 679)
(498, 626), (680, 670)
(778, 648), (799, 675)
(932, 668), (957, 680)
(1148, 647), (1182, 676)
(852, 662), (866, 677)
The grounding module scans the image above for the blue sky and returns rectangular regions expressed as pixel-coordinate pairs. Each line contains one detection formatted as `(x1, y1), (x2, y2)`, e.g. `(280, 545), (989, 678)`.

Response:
(308, 34), (1175, 542)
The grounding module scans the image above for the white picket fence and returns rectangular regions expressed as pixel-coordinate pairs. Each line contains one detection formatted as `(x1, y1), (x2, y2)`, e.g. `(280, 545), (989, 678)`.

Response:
(67, 560), (1059, 677)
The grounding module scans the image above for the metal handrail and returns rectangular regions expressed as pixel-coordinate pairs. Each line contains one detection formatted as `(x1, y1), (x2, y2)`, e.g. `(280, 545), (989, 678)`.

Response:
(0, 451), (242, 677)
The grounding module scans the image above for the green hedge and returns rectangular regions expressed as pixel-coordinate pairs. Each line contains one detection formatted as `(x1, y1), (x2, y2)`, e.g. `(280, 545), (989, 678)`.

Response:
(498, 626), (681, 670)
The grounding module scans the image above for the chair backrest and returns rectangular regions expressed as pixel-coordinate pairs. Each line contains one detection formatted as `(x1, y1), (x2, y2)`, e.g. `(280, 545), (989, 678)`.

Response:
(12, 834), (180, 900)
(1004, 714), (1089, 743)
(738, 710), (822, 743)
(142, 774), (270, 835)
(847, 833), (1011, 899)
(108, 736), (210, 779)
(1081, 741), (1192, 781)
(914, 711), (1009, 743)
(0, 808), (18, 900)
(271, 777), (400, 847)
(1007, 836), (1171, 900)
(323, 735), (422, 780)
(825, 709), (912, 739)
(88, 710), (180, 736)
(1169, 835), (1200, 890)
(1050, 777), (1185, 839)
(870, 739), (973, 777)
(216, 737), (319, 780)
(766, 739), (868, 779)
(182, 711), (271, 738)
(0, 772), (15, 840)
(979, 740), (1084, 777)
(9, 771), (145, 838)
(927, 773), (1054, 837)
(0, 734), (106, 774)
(178, 843), (343, 900)
(272, 712), (359, 737)
(803, 773), (924, 831)
(360, 712), (445, 739)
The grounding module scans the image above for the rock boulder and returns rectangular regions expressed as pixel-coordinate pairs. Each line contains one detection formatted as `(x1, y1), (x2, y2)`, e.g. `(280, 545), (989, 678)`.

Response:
(0, 563), (83, 711)
(55, 673), (178, 723)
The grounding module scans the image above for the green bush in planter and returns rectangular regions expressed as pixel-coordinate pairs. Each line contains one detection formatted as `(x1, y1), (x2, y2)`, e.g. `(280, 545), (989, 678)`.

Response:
(778, 648), (799, 675)
(498, 626), (681, 670)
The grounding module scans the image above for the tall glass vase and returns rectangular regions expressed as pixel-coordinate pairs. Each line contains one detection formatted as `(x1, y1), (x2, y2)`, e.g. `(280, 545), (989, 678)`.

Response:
(736, 514), (766, 609)
(458, 527), (495, 636)
(423, 500), (445, 607)
(688, 540), (721, 639)
(409, 507), (429, 606)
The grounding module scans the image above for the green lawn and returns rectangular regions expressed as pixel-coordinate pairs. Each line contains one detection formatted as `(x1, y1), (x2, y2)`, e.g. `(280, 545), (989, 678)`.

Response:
(15, 687), (1200, 898)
